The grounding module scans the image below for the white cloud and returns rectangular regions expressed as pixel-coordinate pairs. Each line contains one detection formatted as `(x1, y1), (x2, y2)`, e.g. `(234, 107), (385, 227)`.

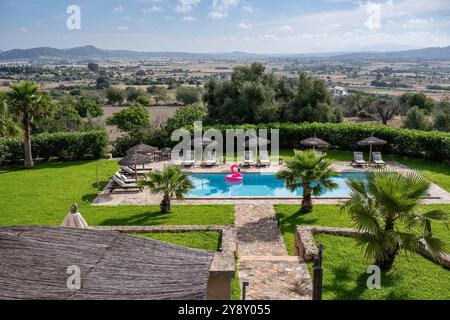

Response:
(238, 22), (252, 29)
(115, 26), (128, 31)
(276, 25), (294, 32)
(141, 6), (163, 13)
(113, 5), (124, 13)
(402, 18), (434, 29)
(18, 27), (27, 33)
(181, 16), (197, 22)
(176, 0), (201, 13)
(242, 2), (254, 13)
(209, 0), (240, 19)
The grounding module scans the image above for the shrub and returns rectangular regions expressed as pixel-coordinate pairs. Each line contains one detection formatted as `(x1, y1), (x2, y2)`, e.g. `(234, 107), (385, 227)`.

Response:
(200, 123), (450, 160)
(0, 130), (108, 162)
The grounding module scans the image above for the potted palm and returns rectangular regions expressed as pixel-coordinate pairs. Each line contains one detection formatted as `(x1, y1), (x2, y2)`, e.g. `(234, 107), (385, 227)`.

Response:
(139, 166), (194, 213)
(277, 150), (339, 213)
(341, 170), (449, 271)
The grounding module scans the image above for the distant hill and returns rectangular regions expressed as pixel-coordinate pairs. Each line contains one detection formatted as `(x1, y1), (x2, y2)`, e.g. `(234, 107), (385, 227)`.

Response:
(0, 45), (450, 61)
(333, 46), (450, 61)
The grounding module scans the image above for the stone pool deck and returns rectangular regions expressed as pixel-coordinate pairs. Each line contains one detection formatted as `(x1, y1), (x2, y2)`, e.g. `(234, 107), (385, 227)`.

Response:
(93, 161), (450, 206)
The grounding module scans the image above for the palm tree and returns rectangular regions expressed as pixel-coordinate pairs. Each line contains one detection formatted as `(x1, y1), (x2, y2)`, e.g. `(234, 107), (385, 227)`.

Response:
(277, 150), (339, 213)
(139, 166), (194, 213)
(6, 81), (54, 168)
(0, 91), (20, 137)
(341, 170), (449, 271)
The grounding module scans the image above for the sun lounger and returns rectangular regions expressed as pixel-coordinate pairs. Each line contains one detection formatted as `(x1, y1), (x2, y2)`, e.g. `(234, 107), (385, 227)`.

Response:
(372, 152), (386, 167)
(259, 151), (270, 167)
(110, 176), (143, 193)
(352, 152), (368, 167)
(120, 166), (148, 177)
(243, 151), (255, 167)
(315, 150), (326, 158)
(183, 150), (195, 167)
(114, 172), (138, 184)
(202, 151), (217, 167)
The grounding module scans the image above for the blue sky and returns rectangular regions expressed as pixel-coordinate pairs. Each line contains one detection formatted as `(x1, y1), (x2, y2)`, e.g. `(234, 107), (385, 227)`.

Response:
(1, 0), (450, 53)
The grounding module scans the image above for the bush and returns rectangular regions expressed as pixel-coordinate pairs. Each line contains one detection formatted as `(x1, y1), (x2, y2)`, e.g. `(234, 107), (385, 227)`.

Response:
(200, 123), (450, 160)
(0, 130), (108, 162)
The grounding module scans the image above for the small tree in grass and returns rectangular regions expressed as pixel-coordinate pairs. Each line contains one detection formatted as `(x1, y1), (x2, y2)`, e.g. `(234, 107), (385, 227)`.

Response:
(139, 166), (194, 213)
(341, 170), (449, 271)
(277, 150), (339, 213)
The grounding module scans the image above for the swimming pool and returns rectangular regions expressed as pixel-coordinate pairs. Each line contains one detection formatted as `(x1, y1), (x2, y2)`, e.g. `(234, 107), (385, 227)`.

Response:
(187, 172), (368, 198)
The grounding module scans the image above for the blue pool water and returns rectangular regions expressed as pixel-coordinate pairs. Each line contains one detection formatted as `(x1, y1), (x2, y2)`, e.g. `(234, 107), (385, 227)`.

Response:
(187, 173), (368, 198)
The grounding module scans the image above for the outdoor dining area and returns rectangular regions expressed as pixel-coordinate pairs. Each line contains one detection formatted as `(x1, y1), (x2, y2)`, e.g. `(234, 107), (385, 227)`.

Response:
(110, 144), (172, 193)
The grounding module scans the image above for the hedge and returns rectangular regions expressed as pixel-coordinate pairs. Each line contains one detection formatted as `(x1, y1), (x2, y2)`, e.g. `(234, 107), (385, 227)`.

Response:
(0, 130), (109, 163)
(205, 123), (450, 160)
(112, 123), (450, 160)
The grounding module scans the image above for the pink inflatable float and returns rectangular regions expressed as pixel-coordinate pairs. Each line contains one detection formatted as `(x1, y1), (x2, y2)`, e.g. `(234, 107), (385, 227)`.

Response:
(226, 164), (243, 183)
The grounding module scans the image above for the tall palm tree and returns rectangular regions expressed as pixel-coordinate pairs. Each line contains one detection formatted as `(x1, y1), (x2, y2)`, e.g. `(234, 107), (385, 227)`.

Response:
(341, 170), (449, 271)
(6, 81), (54, 168)
(277, 150), (339, 213)
(139, 166), (194, 213)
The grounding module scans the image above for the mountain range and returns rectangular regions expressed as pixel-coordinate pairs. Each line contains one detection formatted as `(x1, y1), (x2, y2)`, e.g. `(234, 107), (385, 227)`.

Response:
(0, 45), (449, 61)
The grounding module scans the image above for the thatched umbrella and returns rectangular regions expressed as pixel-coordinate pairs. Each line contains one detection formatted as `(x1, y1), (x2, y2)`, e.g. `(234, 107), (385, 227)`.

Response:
(191, 137), (218, 148)
(357, 133), (387, 162)
(126, 143), (158, 155)
(119, 153), (152, 182)
(300, 135), (330, 150)
(243, 137), (271, 148)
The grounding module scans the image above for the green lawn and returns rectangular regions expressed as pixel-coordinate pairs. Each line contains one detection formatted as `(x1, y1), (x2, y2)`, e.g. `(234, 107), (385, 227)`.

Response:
(275, 204), (450, 255)
(313, 234), (450, 300)
(133, 232), (222, 252)
(0, 160), (234, 227)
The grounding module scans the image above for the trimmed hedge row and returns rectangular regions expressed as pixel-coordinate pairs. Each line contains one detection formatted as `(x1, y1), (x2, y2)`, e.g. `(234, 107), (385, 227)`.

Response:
(203, 123), (450, 160)
(0, 130), (109, 163)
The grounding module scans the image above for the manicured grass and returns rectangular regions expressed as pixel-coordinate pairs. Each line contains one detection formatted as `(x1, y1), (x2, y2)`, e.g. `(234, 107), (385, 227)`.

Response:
(312, 234), (450, 300)
(132, 232), (222, 252)
(0, 160), (118, 226)
(232, 258), (241, 300)
(275, 204), (450, 255)
(0, 161), (234, 227)
(82, 205), (234, 227)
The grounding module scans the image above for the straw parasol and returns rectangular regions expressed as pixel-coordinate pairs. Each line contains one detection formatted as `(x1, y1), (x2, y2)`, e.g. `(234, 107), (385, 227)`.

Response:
(126, 143), (158, 155)
(300, 135), (330, 150)
(119, 152), (152, 181)
(191, 137), (218, 148)
(61, 204), (88, 229)
(243, 137), (271, 148)
(357, 133), (387, 162)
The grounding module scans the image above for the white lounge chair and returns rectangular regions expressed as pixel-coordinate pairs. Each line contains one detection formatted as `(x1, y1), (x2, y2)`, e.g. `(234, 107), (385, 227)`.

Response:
(202, 151), (217, 167)
(120, 166), (148, 177)
(315, 150), (325, 158)
(115, 172), (137, 184)
(259, 151), (270, 167)
(372, 152), (386, 167)
(243, 151), (255, 167)
(110, 176), (143, 193)
(352, 152), (368, 167)
(183, 150), (195, 167)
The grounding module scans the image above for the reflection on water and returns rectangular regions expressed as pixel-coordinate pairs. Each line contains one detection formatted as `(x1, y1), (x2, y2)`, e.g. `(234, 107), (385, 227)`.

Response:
(187, 173), (367, 197)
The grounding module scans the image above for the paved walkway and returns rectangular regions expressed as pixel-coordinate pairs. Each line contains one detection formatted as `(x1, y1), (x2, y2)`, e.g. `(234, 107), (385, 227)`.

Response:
(235, 205), (312, 300)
